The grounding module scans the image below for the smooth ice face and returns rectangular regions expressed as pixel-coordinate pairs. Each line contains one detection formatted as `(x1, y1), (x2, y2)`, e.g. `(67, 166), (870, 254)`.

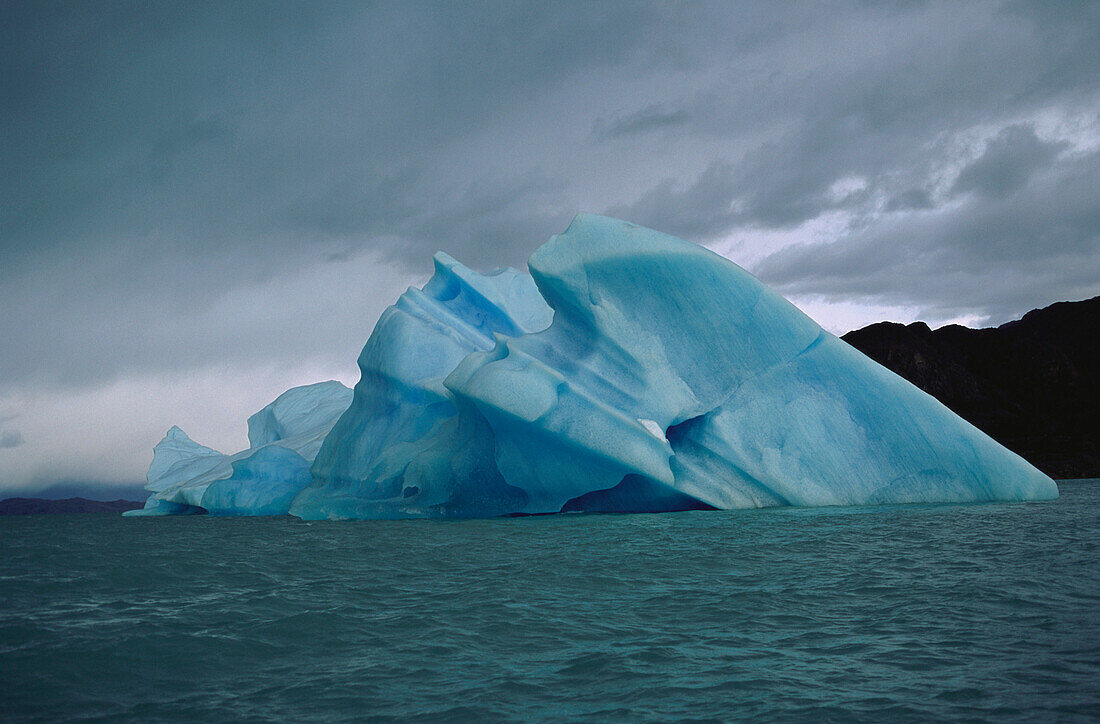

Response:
(125, 381), (352, 516)
(246, 381), (357, 451)
(286, 214), (1056, 520)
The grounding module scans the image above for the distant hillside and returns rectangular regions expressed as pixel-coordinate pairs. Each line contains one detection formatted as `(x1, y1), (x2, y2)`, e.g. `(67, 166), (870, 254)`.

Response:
(0, 497), (144, 516)
(843, 296), (1099, 479)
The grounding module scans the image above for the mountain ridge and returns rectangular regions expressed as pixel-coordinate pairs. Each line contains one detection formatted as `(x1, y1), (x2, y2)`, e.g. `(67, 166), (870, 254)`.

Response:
(0, 497), (144, 516)
(843, 296), (1099, 479)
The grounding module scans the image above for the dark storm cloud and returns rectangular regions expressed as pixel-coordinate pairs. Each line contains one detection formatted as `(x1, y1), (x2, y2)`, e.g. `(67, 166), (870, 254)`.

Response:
(607, 162), (739, 239)
(593, 103), (691, 139)
(950, 124), (1068, 199)
(282, 164), (574, 270)
(755, 147), (1100, 322)
(608, 2), (1100, 236)
(0, 1), (671, 269)
(886, 189), (935, 212)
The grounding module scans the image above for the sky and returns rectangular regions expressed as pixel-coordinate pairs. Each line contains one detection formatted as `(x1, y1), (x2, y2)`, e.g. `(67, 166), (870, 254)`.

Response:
(1, 0), (1098, 499)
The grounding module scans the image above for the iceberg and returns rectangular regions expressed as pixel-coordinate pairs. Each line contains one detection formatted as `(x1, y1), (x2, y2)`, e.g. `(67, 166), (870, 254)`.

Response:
(293, 214), (1056, 518)
(125, 381), (352, 516)
(134, 214), (1058, 519)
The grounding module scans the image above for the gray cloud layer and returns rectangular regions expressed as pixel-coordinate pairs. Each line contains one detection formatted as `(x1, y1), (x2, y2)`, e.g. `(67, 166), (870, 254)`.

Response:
(2, 0), (1098, 492)
(756, 145), (1100, 318)
(949, 124), (1068, 199)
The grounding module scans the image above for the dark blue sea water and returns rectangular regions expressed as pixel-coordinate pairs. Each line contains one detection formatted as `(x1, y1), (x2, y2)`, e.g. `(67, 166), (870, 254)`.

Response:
(2, 481), (1098, 722)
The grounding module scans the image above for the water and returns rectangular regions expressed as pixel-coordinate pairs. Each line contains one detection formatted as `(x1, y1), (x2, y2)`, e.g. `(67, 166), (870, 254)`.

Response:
(2, 481), (1098, 722)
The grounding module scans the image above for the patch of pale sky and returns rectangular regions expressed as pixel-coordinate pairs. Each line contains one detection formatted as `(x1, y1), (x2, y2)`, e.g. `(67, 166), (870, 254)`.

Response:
(708, 210), (860, 269)
(0, 251), (423, 494)
(0, 361), (364, 496)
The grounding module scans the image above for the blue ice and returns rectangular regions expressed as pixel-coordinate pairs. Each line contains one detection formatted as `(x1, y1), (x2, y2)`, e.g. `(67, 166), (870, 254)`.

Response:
(134, 214), (1057, 519)
(293, 214), (1056, 519)
(125, 381), (352, 516)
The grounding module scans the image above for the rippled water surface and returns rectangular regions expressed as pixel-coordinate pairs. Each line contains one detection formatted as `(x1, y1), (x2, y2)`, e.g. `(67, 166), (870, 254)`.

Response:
(3, 481), (1099, 722)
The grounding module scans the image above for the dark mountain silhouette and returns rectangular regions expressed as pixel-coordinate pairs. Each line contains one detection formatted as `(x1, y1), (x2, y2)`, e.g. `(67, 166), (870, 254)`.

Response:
(0, 497), (144, 516)
(843, 296), (1099, 479)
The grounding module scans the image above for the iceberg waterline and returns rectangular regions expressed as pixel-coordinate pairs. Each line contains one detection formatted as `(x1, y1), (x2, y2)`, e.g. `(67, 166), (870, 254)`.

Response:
(129, 214), (1058, 519)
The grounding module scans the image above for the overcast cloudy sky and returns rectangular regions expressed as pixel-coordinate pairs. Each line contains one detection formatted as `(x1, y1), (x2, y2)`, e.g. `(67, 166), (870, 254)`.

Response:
(2, 1), (1098, 498)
